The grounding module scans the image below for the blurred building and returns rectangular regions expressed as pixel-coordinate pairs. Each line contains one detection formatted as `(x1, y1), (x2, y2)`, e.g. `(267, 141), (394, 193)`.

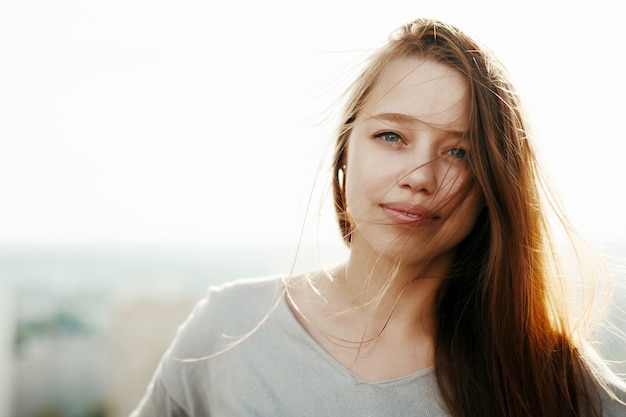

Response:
(13, 293), (109, 417)
(108, 295), (197, 417)
(0, 283), (15, 417)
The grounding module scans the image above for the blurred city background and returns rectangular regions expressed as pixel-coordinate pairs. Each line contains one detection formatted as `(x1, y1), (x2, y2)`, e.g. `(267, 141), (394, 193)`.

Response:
(0, 242), (348, 417)
(1, 0), (625, 416)
(1, 242), (625, 417)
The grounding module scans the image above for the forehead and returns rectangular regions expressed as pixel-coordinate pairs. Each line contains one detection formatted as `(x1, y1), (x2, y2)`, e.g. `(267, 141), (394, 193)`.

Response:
(363, 57), (468, 130)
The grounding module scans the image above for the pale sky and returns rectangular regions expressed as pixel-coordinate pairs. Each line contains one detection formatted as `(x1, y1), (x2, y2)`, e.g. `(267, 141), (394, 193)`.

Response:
(0, 0), (624, 247)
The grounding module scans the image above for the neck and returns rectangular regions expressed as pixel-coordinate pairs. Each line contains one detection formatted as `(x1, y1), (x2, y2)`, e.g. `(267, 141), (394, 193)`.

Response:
(320, 245), (452, 336)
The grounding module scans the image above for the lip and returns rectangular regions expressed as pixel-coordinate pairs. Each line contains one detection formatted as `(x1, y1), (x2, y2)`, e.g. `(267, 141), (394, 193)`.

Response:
(381, 203), (439, 226)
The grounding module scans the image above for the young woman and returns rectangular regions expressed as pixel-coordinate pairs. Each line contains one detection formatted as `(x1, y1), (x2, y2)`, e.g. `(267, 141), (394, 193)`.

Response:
(132, 18), (626, 416)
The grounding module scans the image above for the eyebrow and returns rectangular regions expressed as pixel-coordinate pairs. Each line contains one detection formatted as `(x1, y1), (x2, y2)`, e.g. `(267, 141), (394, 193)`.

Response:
(368, 112), (468, 136)
(370, 112), (418, 124)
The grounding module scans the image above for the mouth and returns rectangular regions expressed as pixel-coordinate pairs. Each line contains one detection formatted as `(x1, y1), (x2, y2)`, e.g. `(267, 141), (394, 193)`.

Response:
(381, 204), (439, 225)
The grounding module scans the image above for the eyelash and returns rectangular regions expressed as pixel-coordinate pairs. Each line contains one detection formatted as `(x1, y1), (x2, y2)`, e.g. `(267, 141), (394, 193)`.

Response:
(374, 131), (405, 144)
(375, 131), (468, 158)
(446, 148), (468, 159)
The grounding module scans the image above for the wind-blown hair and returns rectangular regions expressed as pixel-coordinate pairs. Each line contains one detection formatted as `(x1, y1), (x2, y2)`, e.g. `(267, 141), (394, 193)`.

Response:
(332, 18), (611, 417)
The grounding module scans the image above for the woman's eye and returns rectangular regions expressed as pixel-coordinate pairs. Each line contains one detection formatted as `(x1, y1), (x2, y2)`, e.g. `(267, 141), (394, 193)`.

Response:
(447, 148), (467, 159)
(374, 131), (403, 144)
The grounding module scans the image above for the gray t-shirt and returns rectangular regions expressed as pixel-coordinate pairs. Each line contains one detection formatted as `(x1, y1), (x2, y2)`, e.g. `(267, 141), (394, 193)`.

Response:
(131, 276), (626, 417)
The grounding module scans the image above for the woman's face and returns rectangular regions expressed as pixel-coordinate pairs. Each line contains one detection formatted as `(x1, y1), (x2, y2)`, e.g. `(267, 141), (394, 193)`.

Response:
(344, 57), (483, 267)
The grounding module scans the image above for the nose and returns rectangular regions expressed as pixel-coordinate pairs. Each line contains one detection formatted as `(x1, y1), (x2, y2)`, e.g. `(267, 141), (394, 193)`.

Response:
(398, 157), (439, 195)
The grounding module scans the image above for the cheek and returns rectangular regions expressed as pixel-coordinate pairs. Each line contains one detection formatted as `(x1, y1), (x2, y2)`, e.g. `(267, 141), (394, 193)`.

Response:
(346, 177), (401, 215)
(344, 173), (371, 211)
(449, 188), (484, 229)
(434, 170), (475, 209)
(439, 165), (471, 191)
(344, 159), (390, 206)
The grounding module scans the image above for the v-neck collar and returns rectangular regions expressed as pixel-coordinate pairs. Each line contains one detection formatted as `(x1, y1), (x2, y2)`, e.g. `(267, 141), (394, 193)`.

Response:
(277, 276), (435, 386)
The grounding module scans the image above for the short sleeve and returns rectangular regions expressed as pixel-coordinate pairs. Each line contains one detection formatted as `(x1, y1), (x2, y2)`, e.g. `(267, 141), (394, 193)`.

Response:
(130, 360), (190, 417)
(129, 276), (286, 417)
(599, 381), (626, 417)
(129, 295), (212, 417)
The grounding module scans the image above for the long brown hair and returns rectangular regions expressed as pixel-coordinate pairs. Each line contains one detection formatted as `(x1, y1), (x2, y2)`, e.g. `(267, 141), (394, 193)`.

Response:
(332, 18), (604, 417)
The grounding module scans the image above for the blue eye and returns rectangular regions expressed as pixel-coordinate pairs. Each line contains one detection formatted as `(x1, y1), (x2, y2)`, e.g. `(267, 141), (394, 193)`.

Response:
(375, 131), (403, 143)
(447, 148), (467, 159)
